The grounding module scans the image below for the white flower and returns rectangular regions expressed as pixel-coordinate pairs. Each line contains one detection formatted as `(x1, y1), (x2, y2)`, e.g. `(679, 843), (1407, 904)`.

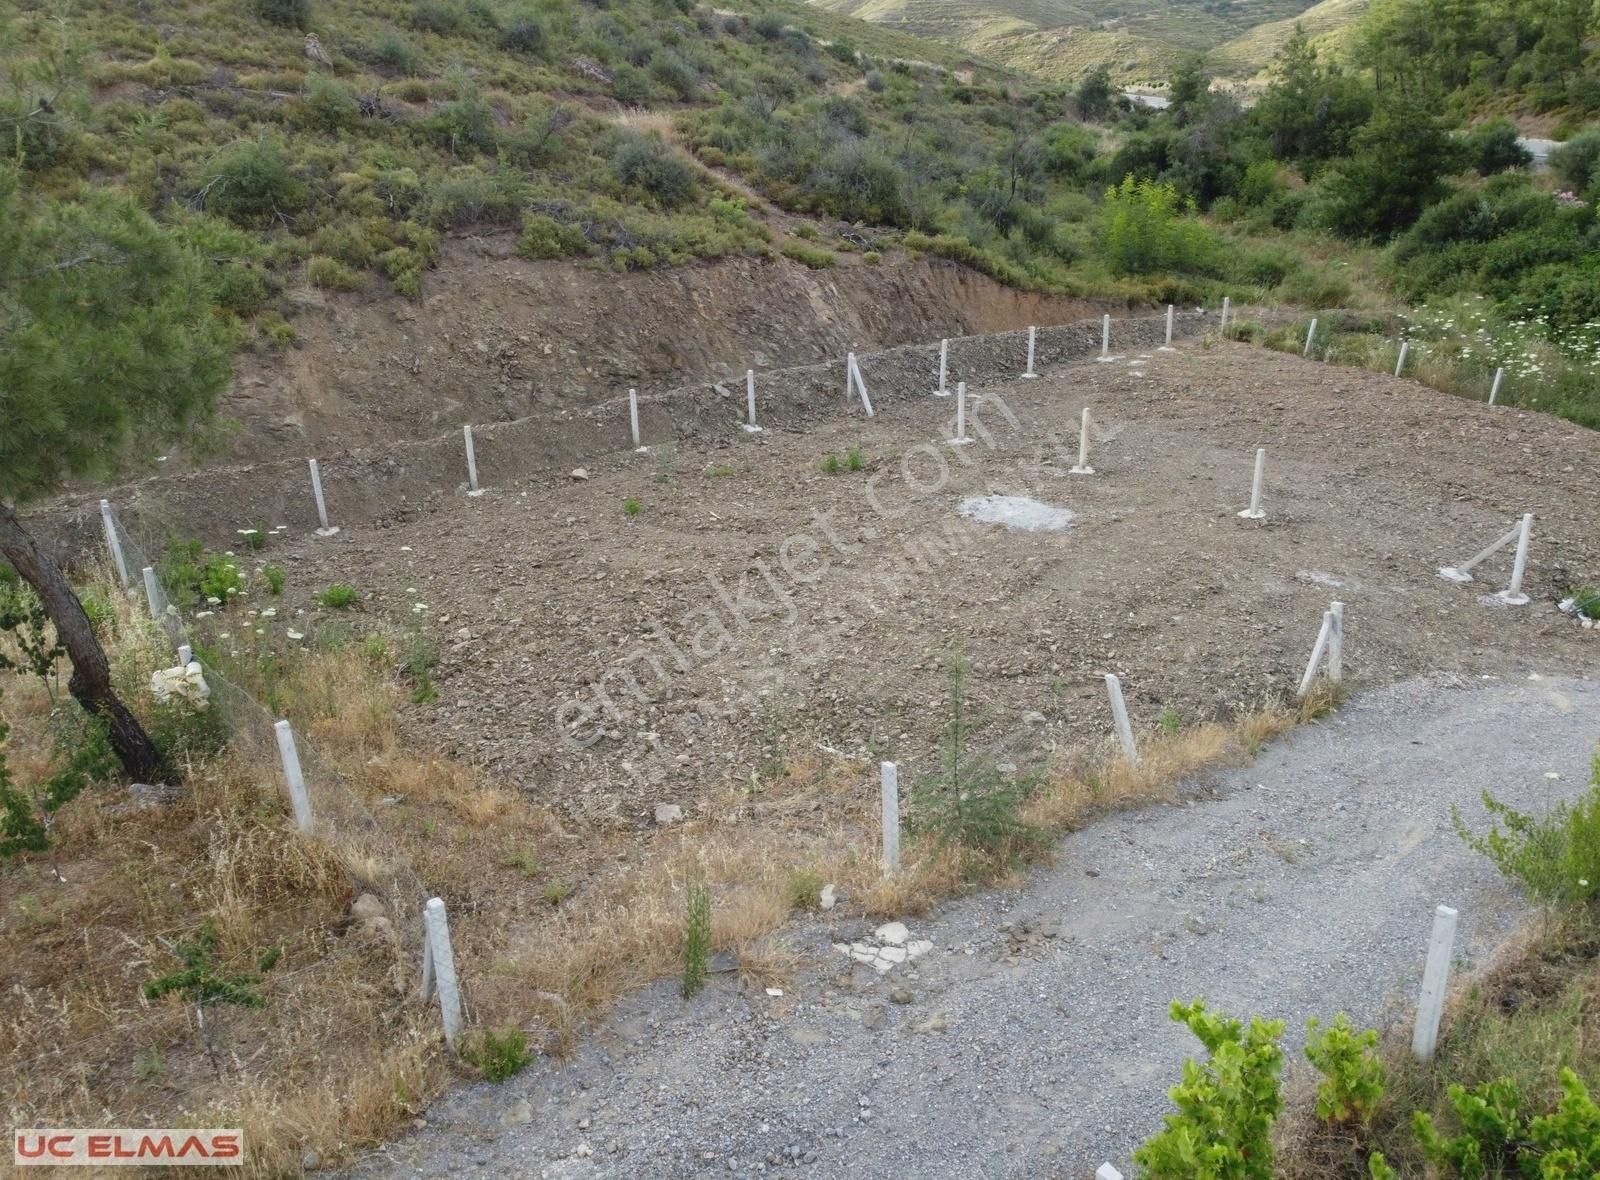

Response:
(260, 607), (277, 619)
(219, 632), (231, 640)
(287, 629), (305, 641)
(197, 610), (213, 619)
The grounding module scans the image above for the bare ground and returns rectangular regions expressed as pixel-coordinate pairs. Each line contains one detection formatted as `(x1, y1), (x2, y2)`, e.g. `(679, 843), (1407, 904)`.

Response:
(251, 339), (1599, 827)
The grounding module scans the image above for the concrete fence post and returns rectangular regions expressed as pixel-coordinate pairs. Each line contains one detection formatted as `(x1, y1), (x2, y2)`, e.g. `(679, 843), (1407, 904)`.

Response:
(850, 353), (875, 417)
(1220, 296), (1231, 333)
(935, 338), (950, 396)
(177, 644), (192, 666)
(1104, 673), (1138, 765)
(1237, 448), (1267, 520)
(629, 388), (643, 451)
(1096, 1166), (1125, 1180)
(272, 719), (313, 833)
(99, 500), (130, 588)
(1494, 513), (1534, 606)
(1437, 520), (1523, 584)
(1023, 325), (1038, 379)
(1488, 367), (1504, 406)
(422, 897), (464, 1048)
(1098, 314), (1113, 361)
(1327, 601), (1344, 683)
(463, 425), (483, 495)
(141, 566), (162, 624)
(1070, 407), (1094, 475)
(308, 459), (338, 536)
(880, 761), (900, 875)
(1297, 611), (1334, 698)
(1411, 904), (1458, 1061)
(1395, 341), (1410, 377)
(1162, 304), (1174, 349)
(1303, 318), (1319, 358)
(950, 381), (970, 445)
(743, 369), (761, 433)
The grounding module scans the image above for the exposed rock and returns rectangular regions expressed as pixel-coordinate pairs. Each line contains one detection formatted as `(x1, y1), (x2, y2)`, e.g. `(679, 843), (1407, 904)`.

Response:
(653, 802), (684, 825)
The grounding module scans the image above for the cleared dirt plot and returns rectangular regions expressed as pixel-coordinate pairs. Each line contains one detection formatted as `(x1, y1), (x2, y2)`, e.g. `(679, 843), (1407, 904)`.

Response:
(275, 339), (1599, 828)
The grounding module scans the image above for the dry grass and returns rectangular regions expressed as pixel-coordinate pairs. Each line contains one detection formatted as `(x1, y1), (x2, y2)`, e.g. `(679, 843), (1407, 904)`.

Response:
(1, 572), (1351, 1173)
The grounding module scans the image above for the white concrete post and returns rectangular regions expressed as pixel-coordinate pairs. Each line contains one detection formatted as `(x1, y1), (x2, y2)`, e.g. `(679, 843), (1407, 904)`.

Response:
(1100, 314), (1111, 359)
(272, 719), (313, 833)
(1070, 407), (1094, 475)
(1023, 326), (1038, 378)
(850, 353), (875, 417)
(950, 381), (970, 445)
(1297, 611), (1334, 698)
(846, 352), (856, 400)
(141, 566), (162, 624)
(1238, 448), (1267, 520)
(1327, 601), (1344, 683)
(1104, 673), (1138, 765)
(629, 388), (642, 450)
(463, 425), (483, 495)
(1220, 296), (1231, 333)
(1395, 341), (1410, 377)
(880, 761), (900, 875)
(1411, 904), (1458, 1061)
(177, 644), (192, 666)
(1488, 367), (1504, 406)
(743, 369), (761, 433)
(423, 897), (464, 1048)
(1096, 1166), (1125, 1180)
(1303, 318), (1318, 358)
(99, 500), (130, 588)
(935, 338), (950, 397)
(1164, 304), (1174, 348)
(1438, 521), (1523, 583)
(308, 459), (337, 536)
(1495, 513), (1534, 606)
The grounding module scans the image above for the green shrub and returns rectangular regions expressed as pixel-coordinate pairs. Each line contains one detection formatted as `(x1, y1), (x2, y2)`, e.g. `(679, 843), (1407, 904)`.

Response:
(0, 709), (47, 857)
(1303, 1014), (1386, 1126)
(317, 583), (360, 609)
(498, 17), (544, 53)
(1550, 129), (1600, 194)
(462, 1027), (534, 1081)
(1463, 120), (1532, 175)
(1134, 1000), (1285, 1180)
(681, 879), (710, 998)
(622, 496), (641, 516)
(306, 256), (366, 291)
(517, 211), (589, 260)
(251, 0), (311, 29)
(299, 75), (358, 132)
(1280, 265), (1353, 309)
(1102, 176), (1217, 276)
(1453, 752), (1600, 904)
(784, 869), (823, 910)
(611, 133), (697, 208)
(1569, 587), (1600, 619)
(201, 140), (308, 228)
(368, 33), (424, 75)
(260, 564), (285, 595)
(410, 1), (462, 34)
(425, 91), (498, 156)
(780, 240), (834, 268)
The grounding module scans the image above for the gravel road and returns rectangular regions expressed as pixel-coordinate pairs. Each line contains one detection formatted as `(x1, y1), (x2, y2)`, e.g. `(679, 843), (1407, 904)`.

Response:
(349, 673), (1598, 1180)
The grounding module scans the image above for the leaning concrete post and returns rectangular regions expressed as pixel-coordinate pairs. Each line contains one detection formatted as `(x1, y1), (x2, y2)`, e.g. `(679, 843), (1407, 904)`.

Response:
(1022, 326), (1038, 379)
(1070, 407), (1094, 475)
(272, 719), (313, 833)
(1104, 673), (1138, 765)
(1488, 367), (1504, 406)
(1327, 601), (1344, 683)
(1395, 341), (1410, 377)
(1411, 904), (1458, 1061)
(1303, 318), (1319, 358)
(1096, 1166), (1124, 1180)
(1297, 610), (1334, 698)
(1163, 304), (1174, 348)
(463, 425), (483, 495)
(99, 500), (130, 588)
(935, 338), (950, 396)
(308, 459), (338, 536)
(141, 566), (162, 624)
(628, 387), (642, 450)
(423, 897), (464, 1048)
(850, 353), (875, 417)
(1495, 513), (1534, 606)
(1237, 448), (1267, 520)
(177, 644), (192, 666)
(880, 761), (900, 875)
(1438, 520), (1523, 584)
(743, 369), (761, 433)
(1220, 296), (1231, 333)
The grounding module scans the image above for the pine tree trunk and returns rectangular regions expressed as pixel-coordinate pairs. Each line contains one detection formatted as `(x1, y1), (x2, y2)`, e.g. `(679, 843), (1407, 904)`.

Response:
(0, 502), (167, 783)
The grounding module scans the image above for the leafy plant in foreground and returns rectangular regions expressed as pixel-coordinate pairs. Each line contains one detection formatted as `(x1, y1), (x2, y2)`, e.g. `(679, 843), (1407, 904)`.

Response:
(1453, 751), (1600, 904)
(1304, 1013), (1386, 1126)
(1133, 999), (1285, 1180)
(681, 879), (710, 998)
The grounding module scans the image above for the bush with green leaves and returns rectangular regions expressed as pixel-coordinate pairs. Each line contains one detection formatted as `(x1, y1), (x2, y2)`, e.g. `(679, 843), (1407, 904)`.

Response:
(611, 133), (697, 209)
(1453, 751), (1600, 904)
(0, 707), (47, 857)
(1549, 129), (1600, 196)
(1412, 1071), (1600, 1178)
(317, 583), (360, 609)
(1133, 999), (1285, 1180)
(250, 0), (311, 29)
(1462, 120), (1532, 176)
(200, 140), (307, 228)
(1304, 1013), (1386, 1126)
(462, 1027), (534, 1081)
(1102, 176), (1216, 276)
(681, 879), (710, 998)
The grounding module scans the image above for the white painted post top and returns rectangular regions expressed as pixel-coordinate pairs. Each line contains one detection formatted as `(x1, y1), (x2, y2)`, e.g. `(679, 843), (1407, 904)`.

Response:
(1096, 1165), (1125, 1180)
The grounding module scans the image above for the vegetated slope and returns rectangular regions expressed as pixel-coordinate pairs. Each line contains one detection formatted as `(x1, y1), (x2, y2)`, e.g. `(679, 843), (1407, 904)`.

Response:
(804, 0), (1331, 81)
(1207, 0), (1367, 79)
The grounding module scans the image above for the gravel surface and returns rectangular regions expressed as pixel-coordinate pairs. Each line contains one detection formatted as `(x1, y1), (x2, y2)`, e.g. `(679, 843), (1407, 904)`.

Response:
(346, 672), (1599, 1180)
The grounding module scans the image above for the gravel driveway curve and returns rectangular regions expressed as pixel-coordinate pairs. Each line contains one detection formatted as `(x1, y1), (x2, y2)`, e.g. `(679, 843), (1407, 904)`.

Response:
(348, 672), (1599, 1180)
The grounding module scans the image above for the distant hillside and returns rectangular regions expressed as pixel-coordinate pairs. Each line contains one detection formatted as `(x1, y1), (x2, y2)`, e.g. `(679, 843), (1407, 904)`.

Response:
(803, 0), (1355, 81)
(1209, 0), (1367, 79)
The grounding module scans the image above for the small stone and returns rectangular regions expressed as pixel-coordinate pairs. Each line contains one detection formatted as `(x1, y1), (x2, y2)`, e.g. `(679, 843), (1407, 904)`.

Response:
(905, 939), (934, 959)
(876, 946), (907, 964)
(501, 1099), (534, 1127)
(301, 1150), (321, 1171)
(708, 950), (738, 974)
(1085, 867), (1101, 877)
(889, 987), (914, 1005)
(578, 1117), (591, 1131)
(350, 893), (385, 922)
(861, 1005), (887, 1030)
(654, 803), (684, 825)
(570, 467), (590, 480)
(819, 884), (837, 911)
(1022, 710), (1047, 725)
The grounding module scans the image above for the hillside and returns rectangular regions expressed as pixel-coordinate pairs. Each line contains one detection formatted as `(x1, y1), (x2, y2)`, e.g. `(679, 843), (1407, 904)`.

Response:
(802, 0), (1359, 81)
(1209, 0), (1366, 79)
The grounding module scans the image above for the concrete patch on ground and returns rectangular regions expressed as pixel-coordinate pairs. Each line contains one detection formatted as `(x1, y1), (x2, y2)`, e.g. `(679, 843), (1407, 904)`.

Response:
(834, 921), (936, 973)
(956, 494), (1074, 533)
